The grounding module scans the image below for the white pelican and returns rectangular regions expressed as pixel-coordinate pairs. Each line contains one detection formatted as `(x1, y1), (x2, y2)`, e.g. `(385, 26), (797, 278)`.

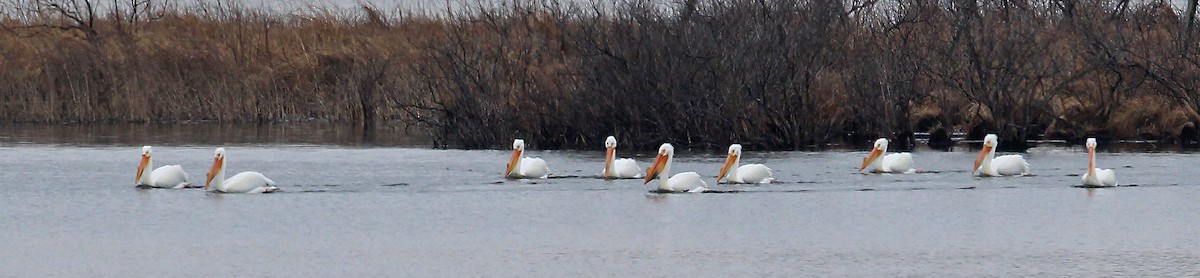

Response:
(204, 148), (279, 193)
(134, 146), (193, 188)
(602, 136), (642, 179)
(1081, 138), (1118, 187)
(857, 138), (914, 174)
(643, 143), (708, 192)
(973, 134), (1030, 177)
(505, 139), (550, 179)
(716, 144), (774, 184)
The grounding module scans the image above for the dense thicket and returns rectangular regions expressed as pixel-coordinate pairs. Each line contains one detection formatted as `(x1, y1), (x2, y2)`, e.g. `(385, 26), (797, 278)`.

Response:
(3, 0), (1200, 150)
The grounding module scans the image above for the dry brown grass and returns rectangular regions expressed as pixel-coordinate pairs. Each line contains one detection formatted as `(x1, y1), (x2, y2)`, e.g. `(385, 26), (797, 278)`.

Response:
(3, 0), (1200, 149)
(0, 2), (439, 125)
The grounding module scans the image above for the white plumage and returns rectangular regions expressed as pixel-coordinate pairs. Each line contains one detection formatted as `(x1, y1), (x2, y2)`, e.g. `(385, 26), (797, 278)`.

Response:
(973, 134), (1030, 177)
(1081, 138), (1118, 187)
(602, 136), (642, 179)
(857, 138), (914, 174)
(505, 139), (550, 179)
(717, 144), (774, 184)
(204, 148), (278, 193)
(644, 143), (707, 192)
(135, 146), (193, 188)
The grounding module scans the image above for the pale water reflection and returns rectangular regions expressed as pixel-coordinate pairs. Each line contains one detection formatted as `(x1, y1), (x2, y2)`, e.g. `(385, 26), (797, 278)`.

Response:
(0, 125), (1197, 276)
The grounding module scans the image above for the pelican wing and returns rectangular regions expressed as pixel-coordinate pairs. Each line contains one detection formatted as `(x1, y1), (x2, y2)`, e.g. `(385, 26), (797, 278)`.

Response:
(667, 172), (707, 192)
(520, 157), (550, 178)
(992, 155), (1030, 176)
(612, 158), (642, 178)
(149, 165), (190, 188)
(1098, 169), (1117, 186)
(1083, 168), (1118, 187)
(882, 153), (913, 173)
(736, 164), (774, 184)
(221, 171), (277, 193)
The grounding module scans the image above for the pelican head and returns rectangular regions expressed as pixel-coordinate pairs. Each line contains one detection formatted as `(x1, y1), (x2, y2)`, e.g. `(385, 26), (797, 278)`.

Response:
(1086, 138), (1097, 149)
(973, 134), (999, 174)
(717, 144), (743, 182)
(205, 148), (226, 191)
(603, 136), (617, 178)
(983, 134), (999, 146)
(643, 143), (674, 185)
(858, 138), (889, 173)
(135, 146), (153, 183)
(505, 139), (526, 177)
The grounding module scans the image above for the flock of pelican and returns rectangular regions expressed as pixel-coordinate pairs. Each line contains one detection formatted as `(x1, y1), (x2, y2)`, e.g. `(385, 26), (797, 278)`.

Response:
(133, 133), (1118, 194)
(503, 133), (1119, 192)
(134, 147), (278, 193)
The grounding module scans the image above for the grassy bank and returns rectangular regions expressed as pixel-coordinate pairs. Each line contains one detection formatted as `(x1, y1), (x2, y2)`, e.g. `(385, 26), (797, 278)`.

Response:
(3, 0), (1200, 150)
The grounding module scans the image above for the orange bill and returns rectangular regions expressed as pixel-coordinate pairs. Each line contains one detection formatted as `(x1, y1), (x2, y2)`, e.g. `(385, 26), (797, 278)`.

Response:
(205, 155), (222, 190)
(602, 146), (615, 179)
(643, 152), (669, 185)
(504, 149), (521, 178)
(1087, 147), (1095, 178)
(857, 147), (882, 173)
(135, 154), (149, 183)
(717, 152), (737, 182)
(972, 145), (992, 174)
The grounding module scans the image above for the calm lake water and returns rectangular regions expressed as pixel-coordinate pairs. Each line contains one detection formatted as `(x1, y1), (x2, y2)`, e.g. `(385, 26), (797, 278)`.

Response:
(1, 124), (1198, 276)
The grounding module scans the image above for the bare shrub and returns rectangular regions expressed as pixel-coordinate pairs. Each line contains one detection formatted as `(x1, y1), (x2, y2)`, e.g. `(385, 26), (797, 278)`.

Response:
(4, 0), (1200, 149)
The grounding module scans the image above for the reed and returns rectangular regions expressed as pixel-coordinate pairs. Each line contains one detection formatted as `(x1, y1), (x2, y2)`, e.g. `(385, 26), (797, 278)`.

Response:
(3, 0), (1200, 150)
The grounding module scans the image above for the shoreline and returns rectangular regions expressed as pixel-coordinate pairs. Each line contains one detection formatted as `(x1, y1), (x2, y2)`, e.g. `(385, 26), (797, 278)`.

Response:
(3, 0), (1199, 149)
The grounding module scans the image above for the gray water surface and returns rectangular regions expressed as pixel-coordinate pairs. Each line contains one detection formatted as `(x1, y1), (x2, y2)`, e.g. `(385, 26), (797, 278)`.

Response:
(1, 138), (1198, 276)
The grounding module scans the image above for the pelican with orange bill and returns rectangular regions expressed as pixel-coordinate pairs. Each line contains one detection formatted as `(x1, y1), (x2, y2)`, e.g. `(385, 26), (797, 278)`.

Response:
(716, 144), (774, 184)
(857, 138), (913, 174)
(505, 139), (550, 179)
(972, 134), (1030, 177)
(134, 146), (192, 188)
(601, 136), (641, 179)
(1080, 138), (1117, 187)
(204, 148), (278, 193)
(643, 143), (707, 193)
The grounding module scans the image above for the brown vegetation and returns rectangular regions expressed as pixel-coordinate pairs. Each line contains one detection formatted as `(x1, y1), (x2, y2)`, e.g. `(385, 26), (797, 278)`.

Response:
(3, 0), (1200, 150)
